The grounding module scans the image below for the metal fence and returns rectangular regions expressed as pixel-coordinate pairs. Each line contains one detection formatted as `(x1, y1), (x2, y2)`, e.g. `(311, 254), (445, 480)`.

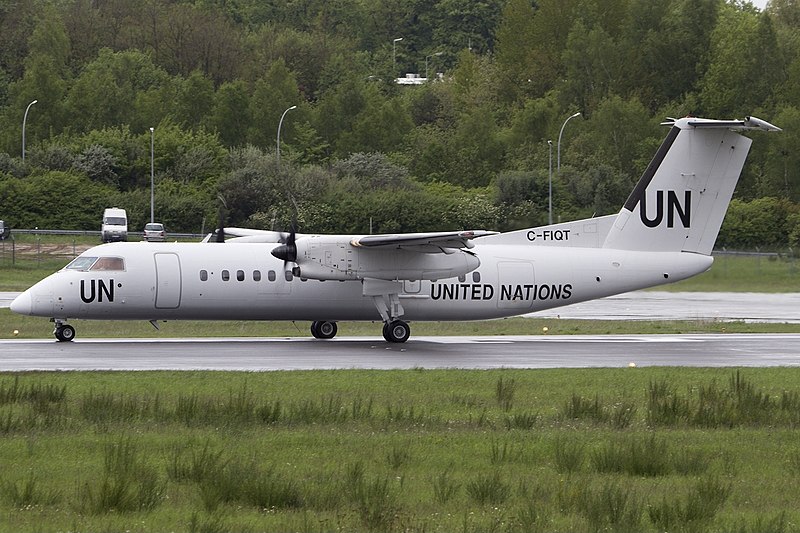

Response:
(0, 229), (205, 266)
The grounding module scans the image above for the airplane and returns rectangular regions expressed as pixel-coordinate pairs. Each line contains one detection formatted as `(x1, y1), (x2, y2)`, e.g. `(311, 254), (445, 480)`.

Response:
(10, 116), (780, 343)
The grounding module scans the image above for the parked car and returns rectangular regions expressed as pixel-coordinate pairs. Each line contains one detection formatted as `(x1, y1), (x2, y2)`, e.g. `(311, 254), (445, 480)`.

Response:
(143, 222), (166, 242)
(0, 220), (8, 240)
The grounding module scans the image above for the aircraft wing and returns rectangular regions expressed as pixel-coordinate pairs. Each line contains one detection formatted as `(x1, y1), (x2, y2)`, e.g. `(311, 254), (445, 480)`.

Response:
(351, 230), (498, 251)
(202, 227), (302, 243)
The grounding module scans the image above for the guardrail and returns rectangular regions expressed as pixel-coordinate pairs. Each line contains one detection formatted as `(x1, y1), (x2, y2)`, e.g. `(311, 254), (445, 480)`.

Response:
(9, 228), (204, 239)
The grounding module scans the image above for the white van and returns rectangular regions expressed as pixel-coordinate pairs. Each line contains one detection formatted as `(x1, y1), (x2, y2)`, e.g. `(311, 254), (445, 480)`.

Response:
(101, 208), (128, 242)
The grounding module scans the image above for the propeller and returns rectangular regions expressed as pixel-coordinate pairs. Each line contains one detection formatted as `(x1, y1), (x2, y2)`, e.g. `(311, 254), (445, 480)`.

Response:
(270, 225), (296, 263)
(271, 200), (299, 273)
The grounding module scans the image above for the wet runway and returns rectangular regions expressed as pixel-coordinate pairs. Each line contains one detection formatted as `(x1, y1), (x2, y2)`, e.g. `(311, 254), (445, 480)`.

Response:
(1, 334), (799, 371)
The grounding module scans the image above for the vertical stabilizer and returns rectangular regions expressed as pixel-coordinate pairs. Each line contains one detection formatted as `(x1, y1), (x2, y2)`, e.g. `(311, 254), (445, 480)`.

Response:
(602, 117), (779, 255)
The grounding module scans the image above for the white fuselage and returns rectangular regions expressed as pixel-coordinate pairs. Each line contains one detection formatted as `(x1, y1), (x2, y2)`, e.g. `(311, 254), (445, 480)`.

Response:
(15, 240), (712, 323)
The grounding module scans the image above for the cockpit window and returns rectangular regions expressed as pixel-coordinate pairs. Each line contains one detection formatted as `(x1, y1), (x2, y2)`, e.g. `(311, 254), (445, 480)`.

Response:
(90, 257), (125, 271)
(65, 256), (98, 271)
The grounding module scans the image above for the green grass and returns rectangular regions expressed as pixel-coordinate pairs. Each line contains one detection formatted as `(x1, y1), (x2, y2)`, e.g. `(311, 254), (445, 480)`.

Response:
(0, 368), (799, 532)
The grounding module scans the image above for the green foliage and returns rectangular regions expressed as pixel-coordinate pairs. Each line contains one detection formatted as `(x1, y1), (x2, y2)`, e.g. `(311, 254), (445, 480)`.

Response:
(0, 0), (795, 246)
(0, 171), (116, 229)
(718, 197), (798, 250)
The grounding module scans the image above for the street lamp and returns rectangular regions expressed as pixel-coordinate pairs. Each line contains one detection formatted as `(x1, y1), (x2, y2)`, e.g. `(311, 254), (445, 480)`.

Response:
(557, 111), (581, 175)
(425, 51), (443, 81)
(149, 127), (155, 223)
(22, 99), (37, 162)
(547, 140), (553, 225)
(393, 37), (403, 75)
(277, 105), (297, 172)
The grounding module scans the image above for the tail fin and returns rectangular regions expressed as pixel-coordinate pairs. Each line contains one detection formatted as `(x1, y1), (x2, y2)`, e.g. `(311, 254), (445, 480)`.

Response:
(603, 116), (780, 254)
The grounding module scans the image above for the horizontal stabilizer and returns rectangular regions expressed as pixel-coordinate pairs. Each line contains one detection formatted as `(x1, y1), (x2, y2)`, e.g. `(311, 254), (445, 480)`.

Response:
(661, 116), (781, 131)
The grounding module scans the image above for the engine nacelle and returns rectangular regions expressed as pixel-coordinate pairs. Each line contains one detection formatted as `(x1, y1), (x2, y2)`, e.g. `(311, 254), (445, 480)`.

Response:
(291, 235), (480, 281)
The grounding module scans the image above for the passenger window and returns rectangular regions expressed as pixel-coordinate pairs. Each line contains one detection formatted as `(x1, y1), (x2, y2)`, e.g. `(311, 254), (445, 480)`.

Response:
(284, 271), (293, 282)
(473, 272), (481, 283)
(200, 270), (208, 281)
(90, 257), (125, 271)
(222, 270), (230, 281)
(268, 270), (276, 282)
(237, 270), (244, 281)
(253, 270), (261, 282)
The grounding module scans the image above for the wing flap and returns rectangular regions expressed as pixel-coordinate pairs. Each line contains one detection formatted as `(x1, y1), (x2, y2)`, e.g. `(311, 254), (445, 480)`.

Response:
(351, 230), (497, 251)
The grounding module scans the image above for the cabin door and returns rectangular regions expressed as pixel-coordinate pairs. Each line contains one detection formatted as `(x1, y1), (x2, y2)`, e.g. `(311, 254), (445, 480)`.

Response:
(154, 253), (182, 309)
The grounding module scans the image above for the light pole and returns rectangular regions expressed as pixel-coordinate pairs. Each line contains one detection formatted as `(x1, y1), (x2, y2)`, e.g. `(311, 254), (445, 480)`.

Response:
(425, 51), (443, 81)
(547, 140), (553, 225)
(557, 111), (581, 175)
(277, 105), (297, 172)
(149, 127), (155, 223)
(393, 37), (403, 75)
(22, 99), (37, 162)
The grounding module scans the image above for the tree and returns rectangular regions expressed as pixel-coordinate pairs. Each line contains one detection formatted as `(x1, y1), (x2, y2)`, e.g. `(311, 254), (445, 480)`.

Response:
(248, 60), (304, 147)
(175, 70), (215, 130)
(494, 0), (537, 103)
(571, 95), (658, 184)
(1, 9), (72, 150)
(210, 80), (250, 147)
(73, 144), (118, 186)
(64, 48), (172, 132)
(561, 21), (620, 113)
(699, 7), (783, 116)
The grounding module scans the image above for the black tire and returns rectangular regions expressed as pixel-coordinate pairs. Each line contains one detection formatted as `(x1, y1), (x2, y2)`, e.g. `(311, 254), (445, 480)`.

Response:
(316, 321), (337, 339)
(311, 320), (337, 339)
(382, 320), (410, 343)
(55, 325), (76, 342)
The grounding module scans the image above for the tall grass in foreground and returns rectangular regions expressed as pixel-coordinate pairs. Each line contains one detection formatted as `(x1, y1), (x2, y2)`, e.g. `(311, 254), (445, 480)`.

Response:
(1, 369), (800, 532)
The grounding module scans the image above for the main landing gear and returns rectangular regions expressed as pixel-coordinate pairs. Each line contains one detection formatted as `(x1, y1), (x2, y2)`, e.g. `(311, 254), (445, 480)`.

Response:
(310, 320), (338, 339)
(382, 320), (410, 343)
(53, 320), (76, 342)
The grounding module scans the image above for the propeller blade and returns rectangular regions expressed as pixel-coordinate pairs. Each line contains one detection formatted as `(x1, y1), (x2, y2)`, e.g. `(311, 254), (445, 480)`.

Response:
(215, 203), (226, 243)
(270, 225), (297, 263)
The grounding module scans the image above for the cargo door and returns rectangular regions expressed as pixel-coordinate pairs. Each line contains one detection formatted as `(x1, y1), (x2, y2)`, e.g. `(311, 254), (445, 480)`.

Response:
(496, 261), (535, 310)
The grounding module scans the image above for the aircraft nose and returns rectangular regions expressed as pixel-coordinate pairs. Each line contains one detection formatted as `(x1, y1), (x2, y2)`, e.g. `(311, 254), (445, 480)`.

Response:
(10, 290), (32, 315)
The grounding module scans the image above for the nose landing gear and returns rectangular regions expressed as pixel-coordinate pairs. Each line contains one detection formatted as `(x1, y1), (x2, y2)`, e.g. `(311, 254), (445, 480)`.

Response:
(53, 321), (76, 342)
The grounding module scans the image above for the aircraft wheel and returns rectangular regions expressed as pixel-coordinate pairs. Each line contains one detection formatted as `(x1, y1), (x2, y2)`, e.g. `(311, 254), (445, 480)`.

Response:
(55, 324), (76, 342)
(311, 320), (337, 339)
(382, 320), (410, 343)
